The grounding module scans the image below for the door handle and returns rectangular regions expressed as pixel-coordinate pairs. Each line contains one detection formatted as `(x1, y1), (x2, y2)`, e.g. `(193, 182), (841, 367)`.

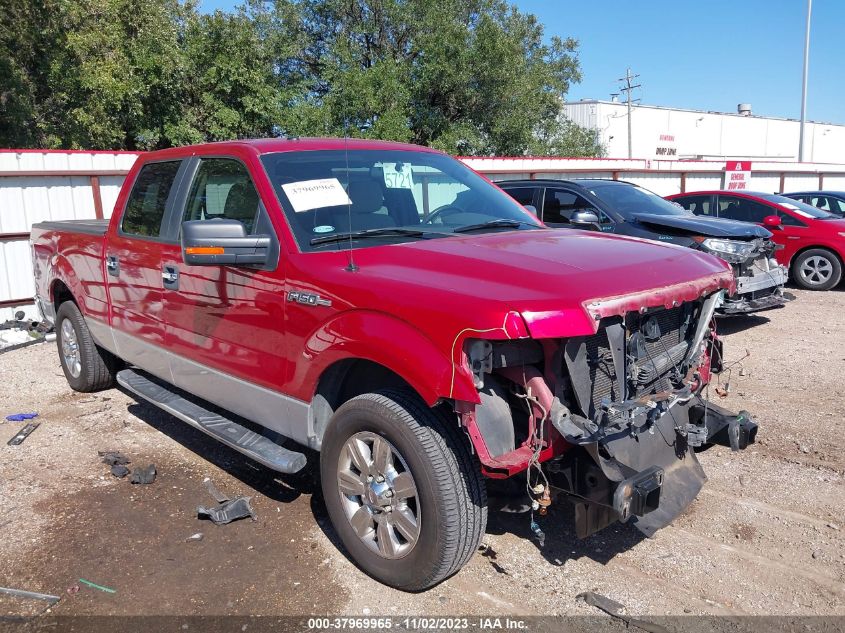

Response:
(162, 266), (179, 290)
(106, 255), (120, 277)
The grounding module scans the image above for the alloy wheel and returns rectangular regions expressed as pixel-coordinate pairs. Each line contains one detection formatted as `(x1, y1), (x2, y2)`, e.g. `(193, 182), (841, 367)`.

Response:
(800, 255), (833, 286)
(60, 319), (82, 378)
(336, 431), (420, 559)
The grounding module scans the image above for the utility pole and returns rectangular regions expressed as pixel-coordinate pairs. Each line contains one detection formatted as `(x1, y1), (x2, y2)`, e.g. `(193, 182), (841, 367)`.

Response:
(619, 68), (641, 159)
(798, 0), (812, 162)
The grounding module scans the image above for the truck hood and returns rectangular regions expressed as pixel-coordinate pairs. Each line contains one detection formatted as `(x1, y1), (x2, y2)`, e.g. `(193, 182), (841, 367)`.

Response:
(633, 213), (772, 239)
(345, 229), (734, 338)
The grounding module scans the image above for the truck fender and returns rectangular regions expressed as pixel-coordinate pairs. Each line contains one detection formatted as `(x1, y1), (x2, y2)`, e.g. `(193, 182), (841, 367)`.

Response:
(297, 310), (480, 407)
(49, 253), (105, 319)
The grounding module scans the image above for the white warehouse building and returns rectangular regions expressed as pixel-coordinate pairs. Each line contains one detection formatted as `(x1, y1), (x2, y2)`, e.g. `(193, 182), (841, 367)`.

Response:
(564, 99), (845, 163)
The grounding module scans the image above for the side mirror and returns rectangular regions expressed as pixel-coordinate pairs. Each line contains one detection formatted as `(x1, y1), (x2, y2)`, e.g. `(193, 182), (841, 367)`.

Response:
(570, 210), (601, 228)
(181, 219), (271, 266)
(763, 214), (782, 229)
(524, 204), (538, 215)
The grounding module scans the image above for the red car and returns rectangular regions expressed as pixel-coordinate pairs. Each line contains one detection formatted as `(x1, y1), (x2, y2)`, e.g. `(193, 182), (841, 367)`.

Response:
(31, 139), (755, 590)
(668, 191), (845, 290)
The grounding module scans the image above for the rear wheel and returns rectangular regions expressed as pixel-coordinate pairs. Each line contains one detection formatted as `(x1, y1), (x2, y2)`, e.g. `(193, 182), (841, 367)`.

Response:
(320, 389), (487, 591)
(792, 248), (842, 290)
(55, 301), (120, 392)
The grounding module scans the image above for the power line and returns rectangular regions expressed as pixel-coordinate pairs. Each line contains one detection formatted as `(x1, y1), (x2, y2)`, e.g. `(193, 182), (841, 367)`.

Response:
(618, 68), (641, 159)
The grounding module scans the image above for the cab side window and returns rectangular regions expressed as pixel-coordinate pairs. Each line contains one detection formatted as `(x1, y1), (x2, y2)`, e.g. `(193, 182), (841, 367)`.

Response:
(676, 195), (714, 216)
(543, 188), (607, 225)
(502, 186), (537, 208)
(717, 196), (772, 223)
(121, 160), (182, 237)
(183, 159), (260, 234)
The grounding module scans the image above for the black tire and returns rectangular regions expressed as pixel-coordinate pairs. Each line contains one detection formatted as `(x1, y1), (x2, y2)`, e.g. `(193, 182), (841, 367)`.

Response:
(791, 248), (842, 290)
(320, 389), (487, 591)
(55, 301), (120, 392)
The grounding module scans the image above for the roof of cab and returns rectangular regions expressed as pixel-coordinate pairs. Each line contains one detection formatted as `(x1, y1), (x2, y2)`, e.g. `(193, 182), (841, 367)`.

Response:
(143, 137), (442, 160)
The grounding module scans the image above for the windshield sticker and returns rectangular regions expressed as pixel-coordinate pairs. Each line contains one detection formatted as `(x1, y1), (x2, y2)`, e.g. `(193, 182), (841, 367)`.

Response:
(281, 178), (352, 213)
(382, 163), (414, 189)
(313, 225), (335, 234)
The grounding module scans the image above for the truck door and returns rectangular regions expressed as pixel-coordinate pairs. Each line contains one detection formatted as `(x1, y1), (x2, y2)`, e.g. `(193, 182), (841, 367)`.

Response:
(159, 157), (296, 440)
(105, 159), (185, 378)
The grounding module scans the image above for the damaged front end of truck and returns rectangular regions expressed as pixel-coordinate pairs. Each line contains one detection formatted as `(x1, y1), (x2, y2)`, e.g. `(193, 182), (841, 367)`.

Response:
(458, 282), (758, 539)
(693, 237), (793, 315)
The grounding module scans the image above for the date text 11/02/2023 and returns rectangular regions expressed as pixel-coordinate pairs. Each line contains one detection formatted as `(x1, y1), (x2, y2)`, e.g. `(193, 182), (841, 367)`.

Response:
(306, 617), (529, 630)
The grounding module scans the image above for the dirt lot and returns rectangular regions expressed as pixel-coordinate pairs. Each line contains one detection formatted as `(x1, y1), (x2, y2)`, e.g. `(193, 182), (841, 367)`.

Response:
(1, 287), (844, 620)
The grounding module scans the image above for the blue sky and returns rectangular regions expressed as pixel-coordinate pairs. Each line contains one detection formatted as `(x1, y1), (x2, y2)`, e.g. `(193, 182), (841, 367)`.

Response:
(199, 0), (843, 124)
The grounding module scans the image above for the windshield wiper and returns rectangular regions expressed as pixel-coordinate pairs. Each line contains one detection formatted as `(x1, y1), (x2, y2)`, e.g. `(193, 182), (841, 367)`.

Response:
(310, 227), (428, 246)
(452, 218), (541, 234)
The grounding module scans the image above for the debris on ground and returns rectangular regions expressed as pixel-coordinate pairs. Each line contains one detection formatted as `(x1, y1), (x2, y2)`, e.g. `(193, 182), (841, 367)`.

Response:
(0, 314), (51, 354)
(129, 464), (156, 484)
(4, 412), (38, 422)
(198, 496), (256, 525)
(110, 464), (129, 478)
(77, 578), (116, 594)
(0, 586), (61, 606)
(98, 451), (132, 478)
(185, 532), (204, 542)
(196, 478), (256, 525)
(7, 422), (40, 446)
(203, 477), (230, 503)
(66, 585), (80, 595)
(577, 592), (669, 633)
(99, 450), (130, 466)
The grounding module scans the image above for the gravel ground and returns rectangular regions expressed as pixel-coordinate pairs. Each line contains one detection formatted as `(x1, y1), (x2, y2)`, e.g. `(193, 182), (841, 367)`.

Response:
(1, 287), (843, 620)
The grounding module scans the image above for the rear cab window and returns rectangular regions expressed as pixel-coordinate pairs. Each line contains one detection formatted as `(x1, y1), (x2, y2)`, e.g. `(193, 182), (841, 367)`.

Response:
(120, 161), (182, 238)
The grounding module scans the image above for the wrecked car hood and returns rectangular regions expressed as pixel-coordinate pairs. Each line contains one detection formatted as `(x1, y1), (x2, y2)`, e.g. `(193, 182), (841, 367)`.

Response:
(633, 213), (772, 239)
(343, 229), (734, 338)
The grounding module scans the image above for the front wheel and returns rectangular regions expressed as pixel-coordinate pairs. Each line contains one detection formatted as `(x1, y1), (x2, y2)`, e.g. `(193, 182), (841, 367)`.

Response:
(792, 248), (842, 290)
(320, 389), (487, 591)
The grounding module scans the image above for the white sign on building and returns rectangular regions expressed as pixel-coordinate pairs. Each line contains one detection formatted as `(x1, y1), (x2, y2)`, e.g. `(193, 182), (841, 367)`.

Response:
(654, 133), (678, 159)
(724, 161), (752, 190)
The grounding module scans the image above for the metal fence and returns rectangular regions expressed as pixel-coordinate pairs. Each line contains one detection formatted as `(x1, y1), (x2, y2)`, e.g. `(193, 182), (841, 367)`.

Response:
(3, 149), (845, 321)
(0, 150), (139, 320)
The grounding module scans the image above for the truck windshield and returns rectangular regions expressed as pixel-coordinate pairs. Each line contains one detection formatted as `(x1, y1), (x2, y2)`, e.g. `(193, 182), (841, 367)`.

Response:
(589, 183), (691, 217)
(260, 149), (542, 251)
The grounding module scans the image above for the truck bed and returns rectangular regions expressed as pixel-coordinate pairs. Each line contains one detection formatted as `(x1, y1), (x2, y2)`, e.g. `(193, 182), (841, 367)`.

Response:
(30, 218), (110, 325)
(31, 218), (110, 236)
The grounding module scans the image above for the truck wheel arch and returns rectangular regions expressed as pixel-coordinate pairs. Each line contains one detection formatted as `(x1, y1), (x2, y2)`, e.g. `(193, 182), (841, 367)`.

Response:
(311, 358), (416, 445)
(298, 311), (480, 409)
(52, 279), (75, 312)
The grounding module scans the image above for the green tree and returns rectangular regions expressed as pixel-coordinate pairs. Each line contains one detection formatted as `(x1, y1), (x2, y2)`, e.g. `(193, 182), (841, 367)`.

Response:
(280, 0), (600, 156)
(0, 0), (602, 156)
(171, 7), (286, 145)
(0, 0), (65, 147)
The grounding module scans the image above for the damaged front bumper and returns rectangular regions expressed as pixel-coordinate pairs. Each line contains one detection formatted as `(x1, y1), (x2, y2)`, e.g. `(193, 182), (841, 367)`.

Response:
(547, 396), (758, 538)
(722, 256), (792, 315)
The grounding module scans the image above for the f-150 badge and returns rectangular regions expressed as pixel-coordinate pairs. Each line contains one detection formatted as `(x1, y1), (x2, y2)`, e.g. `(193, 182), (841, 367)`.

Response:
(287, 290), (332, 307)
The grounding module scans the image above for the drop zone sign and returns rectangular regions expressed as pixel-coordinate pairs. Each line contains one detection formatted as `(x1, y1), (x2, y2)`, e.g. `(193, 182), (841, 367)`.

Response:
(724, 161), (752, 190)
(654, 133), (677, 158)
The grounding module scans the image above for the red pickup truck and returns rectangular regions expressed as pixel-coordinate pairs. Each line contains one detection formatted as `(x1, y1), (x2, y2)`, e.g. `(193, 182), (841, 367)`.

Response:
(31, 138), (757, 590)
